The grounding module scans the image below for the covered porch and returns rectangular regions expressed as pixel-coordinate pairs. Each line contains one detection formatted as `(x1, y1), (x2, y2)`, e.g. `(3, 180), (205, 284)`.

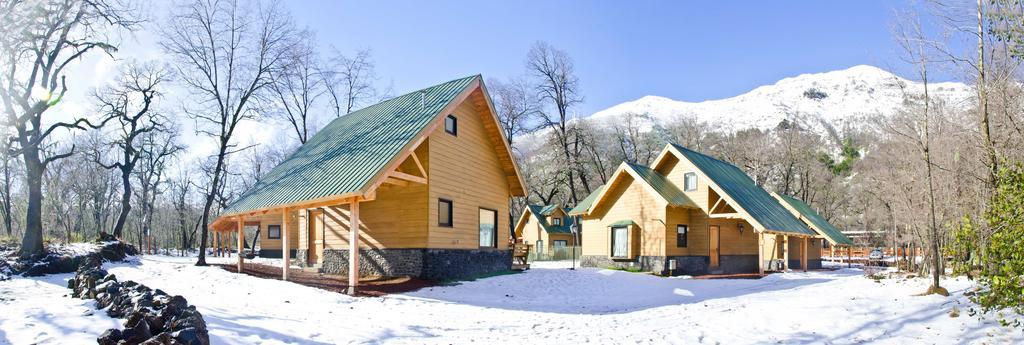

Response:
(756, 231), (821, 274)
(209, 194), (373, 295)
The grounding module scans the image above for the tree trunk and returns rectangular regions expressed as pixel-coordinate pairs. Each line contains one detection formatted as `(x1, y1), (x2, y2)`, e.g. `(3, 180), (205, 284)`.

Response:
(19, 152), (45, 258)
(2, 156), (12, 237)
(196, 146), (227, 266)
(978, 0), (998, 189)
(112, 170), (132, 238)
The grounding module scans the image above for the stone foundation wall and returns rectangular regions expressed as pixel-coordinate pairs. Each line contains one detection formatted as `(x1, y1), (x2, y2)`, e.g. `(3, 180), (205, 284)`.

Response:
(320, 249), (425, 277)
(315, 248), (511, 281)
(663, 256), (710, 276)
(582, 254), (757, 275)
(783, 258), (823, 270)
(421, 249), (511, 281)
(580, 255), (676, 273)
(295, 249), (308, 267)
(719, 255), (758, 273)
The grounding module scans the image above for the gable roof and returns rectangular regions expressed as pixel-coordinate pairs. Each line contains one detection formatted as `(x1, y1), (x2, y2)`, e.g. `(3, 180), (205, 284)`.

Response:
(526, 204), (575, 234)
(580, 162), (697, 216)
(668, 144), (815, 236)
(626, 163), (692, 207)
(568, 185), (604, 216)
(774, 193), (854, 245)
(222, 75), (524, 216)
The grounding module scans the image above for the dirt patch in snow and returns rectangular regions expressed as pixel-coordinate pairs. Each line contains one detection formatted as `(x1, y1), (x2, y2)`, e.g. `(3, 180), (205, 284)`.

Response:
(213, 263), (436, 296)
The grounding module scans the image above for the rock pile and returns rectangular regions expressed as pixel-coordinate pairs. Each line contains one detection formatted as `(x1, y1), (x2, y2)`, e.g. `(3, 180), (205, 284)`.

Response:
(5, 238), (138, 278)
(69, 262), (210, 345)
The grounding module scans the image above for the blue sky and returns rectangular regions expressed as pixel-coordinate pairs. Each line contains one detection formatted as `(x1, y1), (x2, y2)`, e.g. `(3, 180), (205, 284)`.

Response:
(286, 0), (937, 115)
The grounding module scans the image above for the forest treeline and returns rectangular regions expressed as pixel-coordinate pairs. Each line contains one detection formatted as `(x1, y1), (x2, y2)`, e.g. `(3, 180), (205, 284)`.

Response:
(1, 0), (1023, 322)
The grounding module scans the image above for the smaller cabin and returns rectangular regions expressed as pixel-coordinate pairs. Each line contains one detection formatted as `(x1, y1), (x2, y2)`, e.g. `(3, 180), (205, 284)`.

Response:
(514, 204), (578, 258)
(571, 144), (822, 276)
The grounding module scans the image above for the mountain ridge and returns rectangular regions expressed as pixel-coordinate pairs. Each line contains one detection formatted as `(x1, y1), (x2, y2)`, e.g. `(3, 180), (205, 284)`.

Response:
(586, 64), (973, 136)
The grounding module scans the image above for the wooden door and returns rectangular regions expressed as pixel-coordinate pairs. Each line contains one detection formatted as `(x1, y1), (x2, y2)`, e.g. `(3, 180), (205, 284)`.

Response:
(307, 209), (324, 266)
(709, 225), (720, 268)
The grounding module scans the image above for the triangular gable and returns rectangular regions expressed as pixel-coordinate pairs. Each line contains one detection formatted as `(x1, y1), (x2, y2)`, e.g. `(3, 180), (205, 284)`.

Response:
(515, 204), (574, 237)
(773, 193), (854, 245)
(654, 144), (815, 236)
(219, 76), (526, 219)
(582, 162), (697, 216)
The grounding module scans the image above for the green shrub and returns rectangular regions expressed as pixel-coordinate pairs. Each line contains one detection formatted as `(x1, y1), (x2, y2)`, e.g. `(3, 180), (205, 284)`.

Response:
(975, 162), (1024, 325)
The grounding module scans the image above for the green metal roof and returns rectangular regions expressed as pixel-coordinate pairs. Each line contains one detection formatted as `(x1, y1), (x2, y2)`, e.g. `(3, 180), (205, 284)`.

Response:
(625, 163), (695, 207)
(608, 220), (637, 227)
(776, 194), (854, 245)
(671, 144), (815, 236)
(568, 185), (605, 215)
(526, 204), (575, 234)
(224, 75), (478, 214)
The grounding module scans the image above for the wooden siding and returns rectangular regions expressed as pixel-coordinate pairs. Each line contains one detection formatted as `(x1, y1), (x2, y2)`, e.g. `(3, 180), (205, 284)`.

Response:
(517, 213), (545, 248)
(293, 96), (512, 252)
(426, 96), (511, 250)
(664, 207), (709, 256)
(252, 210), (300, 250)
(580, 174), (667, 257)
(658, 154), (714, 213)
(295, 144), (431, 250)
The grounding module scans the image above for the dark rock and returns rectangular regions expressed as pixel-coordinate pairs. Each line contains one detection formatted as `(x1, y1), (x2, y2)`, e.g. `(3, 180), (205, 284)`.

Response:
(97, 329), (123, 345)
(140, 333), (179, 345)
(122, 316), (153, 343)
(145, 314), (166, 334)
(171, 327), (209, 345)
(168, 296), (188, 310)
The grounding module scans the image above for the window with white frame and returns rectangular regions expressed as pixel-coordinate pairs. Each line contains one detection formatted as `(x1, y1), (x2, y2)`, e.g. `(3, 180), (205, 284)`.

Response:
(611, 227), (628, 257)
(684, 172), (698, 191)
(479, 208), (497, 248)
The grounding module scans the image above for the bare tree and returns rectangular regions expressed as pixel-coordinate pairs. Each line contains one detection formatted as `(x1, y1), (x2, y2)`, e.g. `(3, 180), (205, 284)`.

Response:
(323, 48), (376, 116)
(268, 32), (325, 144)
(0, 138), (14, 236)
(489, 77), (540, 148)
(162, 0), (296, 265)
(892, 11), (946, 294)
(135, 129), (181, 254)
(0, 0), (134, 256)
(94, 63), (169, 238)
(527, 41), (589, 203)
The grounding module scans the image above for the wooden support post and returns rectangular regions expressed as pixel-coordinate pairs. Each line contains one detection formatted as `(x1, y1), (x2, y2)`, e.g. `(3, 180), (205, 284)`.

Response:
(216, 232), (221, 257)
(281, 208), (289, 281)
(347, 200), (361, 295)
(757, 233), (765, 275)
(847, 246), (852, 268)
(782, 235), (790, 271)
(802, 237), (808, 272)
(237, 216), (245, 273)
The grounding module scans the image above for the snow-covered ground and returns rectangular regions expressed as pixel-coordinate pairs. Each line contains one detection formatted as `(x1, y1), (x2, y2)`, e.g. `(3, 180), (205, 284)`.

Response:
(2, 255), (1021, 344)
(0, 273), (120, 344)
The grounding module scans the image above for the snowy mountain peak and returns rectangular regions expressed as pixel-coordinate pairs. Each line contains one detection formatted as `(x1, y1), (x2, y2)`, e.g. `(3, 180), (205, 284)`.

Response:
(589, 65), (971, 136)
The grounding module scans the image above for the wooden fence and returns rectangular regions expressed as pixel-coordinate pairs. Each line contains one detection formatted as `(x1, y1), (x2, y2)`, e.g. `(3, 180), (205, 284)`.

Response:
(821, 246), (924, 258)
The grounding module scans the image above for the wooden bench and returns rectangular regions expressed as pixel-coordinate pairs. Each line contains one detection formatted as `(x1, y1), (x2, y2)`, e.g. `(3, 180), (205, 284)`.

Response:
(512, 243), (530, 271)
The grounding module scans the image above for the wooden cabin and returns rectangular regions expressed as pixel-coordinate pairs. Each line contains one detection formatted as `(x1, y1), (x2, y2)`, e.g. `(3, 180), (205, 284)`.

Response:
(569, 144), (821, 275)
(208, 76), (527, 292)
(513, 204), (578, 257)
